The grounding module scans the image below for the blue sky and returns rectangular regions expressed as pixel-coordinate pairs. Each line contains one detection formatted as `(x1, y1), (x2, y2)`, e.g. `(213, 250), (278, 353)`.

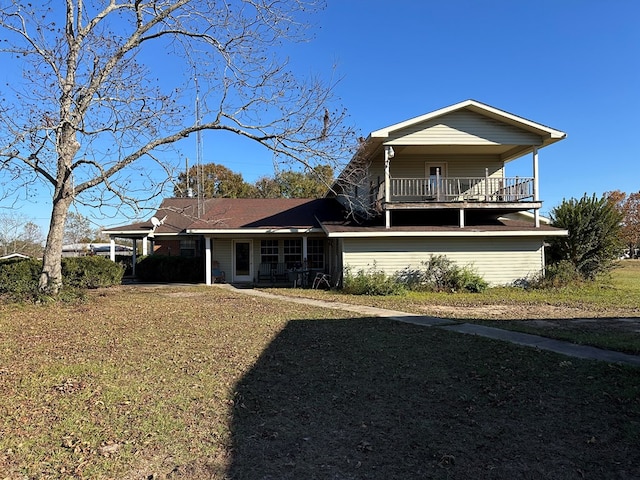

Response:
(3, 0), (639, 233)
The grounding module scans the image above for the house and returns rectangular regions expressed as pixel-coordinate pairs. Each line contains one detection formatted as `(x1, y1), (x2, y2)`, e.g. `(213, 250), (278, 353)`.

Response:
(104, 100), (568, 286)
(61, 243), (133, 257)
(0, 253), (31, 261)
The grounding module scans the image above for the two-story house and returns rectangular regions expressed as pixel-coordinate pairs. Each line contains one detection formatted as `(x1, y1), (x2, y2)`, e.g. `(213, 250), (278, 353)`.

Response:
(104, 100), (567, 286)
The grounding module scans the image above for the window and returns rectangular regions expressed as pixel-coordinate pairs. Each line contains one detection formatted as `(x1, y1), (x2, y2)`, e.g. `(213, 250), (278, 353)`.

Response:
(180, 239), (197, 257)
(307, 239), (324, 269)
(283, 239), (302, 268)
(261, 240), (279, 266)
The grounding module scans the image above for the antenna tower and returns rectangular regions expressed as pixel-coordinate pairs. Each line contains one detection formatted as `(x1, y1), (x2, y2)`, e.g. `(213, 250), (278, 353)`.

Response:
(194, 75), (205, 217)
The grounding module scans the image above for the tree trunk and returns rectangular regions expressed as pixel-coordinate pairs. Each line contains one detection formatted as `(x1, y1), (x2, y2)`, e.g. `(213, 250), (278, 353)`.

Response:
(39, 196), (73, 295)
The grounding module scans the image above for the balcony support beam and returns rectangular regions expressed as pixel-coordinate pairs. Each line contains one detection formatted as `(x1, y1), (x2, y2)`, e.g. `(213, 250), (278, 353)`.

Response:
(384, 145), (394, 229)
(459, 208), (465, 228)
(533, 147), (540, 227)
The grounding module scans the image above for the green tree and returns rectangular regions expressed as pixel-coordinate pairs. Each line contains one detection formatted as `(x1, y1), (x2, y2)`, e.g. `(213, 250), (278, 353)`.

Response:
(254, 176), (282, 198)
(174, 163), (256, 198)
(0, 1), (353, 295)
(276, 165), (334, 198)
(607, 190), (640, 258)
(548, 193), (623, 280)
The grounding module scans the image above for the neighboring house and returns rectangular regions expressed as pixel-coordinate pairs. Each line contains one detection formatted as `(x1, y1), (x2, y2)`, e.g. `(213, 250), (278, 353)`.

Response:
(0, 253), (30, 261)
(104, 100), (568, 286)
(62, 243), (133, 258)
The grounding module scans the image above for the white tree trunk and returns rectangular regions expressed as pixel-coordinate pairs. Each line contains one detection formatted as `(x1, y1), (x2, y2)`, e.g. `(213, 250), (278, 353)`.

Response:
(38, 195), (72, 295)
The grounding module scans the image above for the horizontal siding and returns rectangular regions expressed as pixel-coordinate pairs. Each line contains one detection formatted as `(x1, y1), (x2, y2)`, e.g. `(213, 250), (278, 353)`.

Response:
(212, 238), (233, 276)
(391, 155), (504, 178)
(386, 110), (541, 146)
(342, 237), (543, 285)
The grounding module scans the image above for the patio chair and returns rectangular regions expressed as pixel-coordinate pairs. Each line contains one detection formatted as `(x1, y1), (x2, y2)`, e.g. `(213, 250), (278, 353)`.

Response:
(312, 271), (332, 289)
(212, 261), (225, 283)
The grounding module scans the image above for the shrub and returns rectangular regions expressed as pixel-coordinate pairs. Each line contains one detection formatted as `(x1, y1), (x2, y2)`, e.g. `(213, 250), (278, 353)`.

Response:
(135, 255), (204, 283)
(548, 193), (623, 280)
(0, 258), (42, 300)
(342, 264), (405, 296)
(527, 260), (582, 289)
(62, 256), (125, 288)
(396, 255), (488, 293)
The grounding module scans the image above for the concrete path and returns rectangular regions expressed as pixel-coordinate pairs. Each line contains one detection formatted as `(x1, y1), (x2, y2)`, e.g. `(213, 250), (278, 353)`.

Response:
(221, 284), (640, 368)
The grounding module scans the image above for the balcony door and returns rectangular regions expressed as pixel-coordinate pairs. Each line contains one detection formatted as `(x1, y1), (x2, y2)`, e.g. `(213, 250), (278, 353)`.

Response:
(426, 162), (447, 199)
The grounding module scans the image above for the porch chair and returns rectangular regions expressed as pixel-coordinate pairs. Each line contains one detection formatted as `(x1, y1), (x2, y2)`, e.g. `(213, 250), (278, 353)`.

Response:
(312, 270), (333, 289)
(212, 260), (225, 283)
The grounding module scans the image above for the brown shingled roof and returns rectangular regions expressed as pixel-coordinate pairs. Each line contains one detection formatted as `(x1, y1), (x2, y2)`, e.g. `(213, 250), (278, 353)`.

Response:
(188, 198), (345, 231)
(104, 197), (346, 234)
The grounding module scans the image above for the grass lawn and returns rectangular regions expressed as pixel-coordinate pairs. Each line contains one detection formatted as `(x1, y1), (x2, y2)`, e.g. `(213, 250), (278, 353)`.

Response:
(276, 260), (640, 354)
(1, 284), (639, 479)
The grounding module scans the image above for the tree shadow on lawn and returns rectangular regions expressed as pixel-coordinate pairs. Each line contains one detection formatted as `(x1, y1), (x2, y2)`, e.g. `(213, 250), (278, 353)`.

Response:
(226, 317), (640, 480)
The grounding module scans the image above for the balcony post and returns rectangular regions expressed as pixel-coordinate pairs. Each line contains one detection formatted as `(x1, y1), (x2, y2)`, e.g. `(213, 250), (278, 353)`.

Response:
(485, 168), (489, 201)
(384, 145), (394, 228)
(459, 208), (465, 228)
(533, 147), (540, 227)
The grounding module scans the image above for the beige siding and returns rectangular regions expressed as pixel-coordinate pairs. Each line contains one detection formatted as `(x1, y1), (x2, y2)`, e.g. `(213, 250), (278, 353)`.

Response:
(342, 237), (544, 285)
(385, 110), (541, 146)
(391, 155), (504, 178)
(212, 238), (233, 277)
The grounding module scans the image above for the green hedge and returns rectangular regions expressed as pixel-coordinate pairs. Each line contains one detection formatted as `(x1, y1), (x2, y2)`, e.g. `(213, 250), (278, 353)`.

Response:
(0, 256), (124, 301)
(0, 258), (42, 299)
(135, 255), (205, 283)
(61, 256), (125, 289)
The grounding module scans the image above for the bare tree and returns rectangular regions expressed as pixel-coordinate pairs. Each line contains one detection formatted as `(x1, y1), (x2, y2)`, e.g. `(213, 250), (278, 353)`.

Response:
(0, 0), (355, 294)
(0, 213), (43, 256)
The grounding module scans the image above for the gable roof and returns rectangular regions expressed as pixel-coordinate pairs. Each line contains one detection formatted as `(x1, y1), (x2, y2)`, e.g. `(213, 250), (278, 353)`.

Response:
(355, 99), (566, 163)
(188, 198), (345, 233)
(104, 197), (346, 236)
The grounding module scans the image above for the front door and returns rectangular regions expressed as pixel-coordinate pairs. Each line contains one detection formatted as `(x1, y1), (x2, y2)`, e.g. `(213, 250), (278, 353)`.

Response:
(233, 240), (253, 282)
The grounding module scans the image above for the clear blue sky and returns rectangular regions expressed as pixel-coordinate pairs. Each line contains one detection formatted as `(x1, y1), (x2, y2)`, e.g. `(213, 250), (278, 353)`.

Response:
(4, 0), (640, 233)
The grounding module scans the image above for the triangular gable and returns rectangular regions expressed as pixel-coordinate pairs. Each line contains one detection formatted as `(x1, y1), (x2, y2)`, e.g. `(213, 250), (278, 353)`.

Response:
(371, 99), (566, 145)
(379, 109), (543, 147)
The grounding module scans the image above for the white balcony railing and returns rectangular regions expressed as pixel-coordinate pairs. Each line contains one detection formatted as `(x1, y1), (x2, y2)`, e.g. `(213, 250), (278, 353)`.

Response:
(389, 176), (534, 202)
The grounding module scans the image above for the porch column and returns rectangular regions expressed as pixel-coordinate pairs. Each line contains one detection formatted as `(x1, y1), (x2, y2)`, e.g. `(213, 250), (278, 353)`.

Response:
(109, 238), (116, 262)
(142, 235), (148, 256)
(533, 147), (540, 227)
(132, 240), (137, 277)
(302, 236), (308, 264)
(205, 236), (212, 285)
(459, 208), (465, 228)
(384, 145), (394, 229)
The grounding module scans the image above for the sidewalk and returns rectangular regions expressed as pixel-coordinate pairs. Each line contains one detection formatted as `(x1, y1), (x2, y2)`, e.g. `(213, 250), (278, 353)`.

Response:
(221, 284), (640, 368)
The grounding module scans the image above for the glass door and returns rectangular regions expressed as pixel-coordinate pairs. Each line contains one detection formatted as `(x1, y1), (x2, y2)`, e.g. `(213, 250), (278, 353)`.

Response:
(233, 240), (253, 282)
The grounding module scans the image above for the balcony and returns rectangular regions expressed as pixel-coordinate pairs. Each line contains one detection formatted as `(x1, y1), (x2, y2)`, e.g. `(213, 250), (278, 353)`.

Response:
(382, 176), (537, 208)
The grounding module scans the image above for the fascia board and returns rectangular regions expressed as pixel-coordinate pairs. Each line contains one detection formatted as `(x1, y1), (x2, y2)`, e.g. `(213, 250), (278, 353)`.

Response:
(186, 227), (324, 235)
(326, 229), (569, 238)
(370, 99), (566, 141)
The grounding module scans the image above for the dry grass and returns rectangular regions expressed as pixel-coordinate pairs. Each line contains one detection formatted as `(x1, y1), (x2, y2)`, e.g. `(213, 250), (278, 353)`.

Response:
(275, 260), (640, 353)
(1, 284), (639, 479)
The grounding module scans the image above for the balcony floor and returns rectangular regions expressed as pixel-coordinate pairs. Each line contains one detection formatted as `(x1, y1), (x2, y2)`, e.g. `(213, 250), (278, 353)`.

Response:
(384, 201), (541, 211)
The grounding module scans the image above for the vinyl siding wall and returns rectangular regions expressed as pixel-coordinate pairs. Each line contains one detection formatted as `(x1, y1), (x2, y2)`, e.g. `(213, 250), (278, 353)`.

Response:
(384, 110), (541, 146)
(342, 236), (544, 286)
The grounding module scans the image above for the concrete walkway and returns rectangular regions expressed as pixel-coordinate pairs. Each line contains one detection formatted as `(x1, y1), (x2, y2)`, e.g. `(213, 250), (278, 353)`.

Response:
(221, 284), (640, 368)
